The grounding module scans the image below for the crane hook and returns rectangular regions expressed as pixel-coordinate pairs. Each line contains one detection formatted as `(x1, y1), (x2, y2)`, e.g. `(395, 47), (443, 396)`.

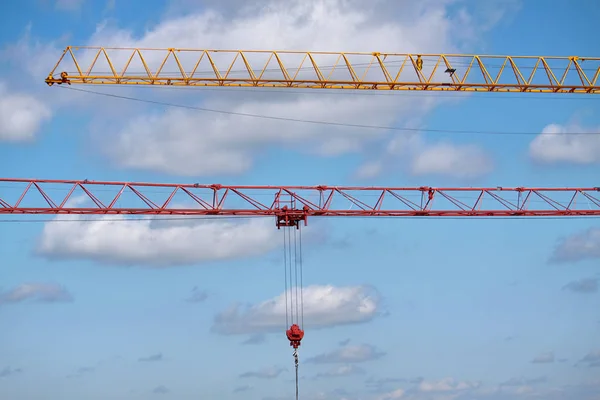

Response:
(286, 323), (304, 349)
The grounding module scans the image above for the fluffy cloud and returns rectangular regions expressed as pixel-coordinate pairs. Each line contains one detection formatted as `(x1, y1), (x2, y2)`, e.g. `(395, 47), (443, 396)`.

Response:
(500, 376), (547, 387)
(0, 367), (22, 378)
(138, 353), (163, 362)
(239, 366), (285, 379)
(529, 123), (600, 164)
(152, 385), (169, 394)
(418, 377), (480, 393)
(0, 82), (52, 142)
(550, 227), (600, 263)
(531, 351), (554, 364)
(233, 385), (252, 393)
(186, 287), (209, 302)
(212, 284), (380, 335)
(578, 350), (600, 368)
(107, 95), (429, 176)
(23, 0), (504, 179)
(377, 377), (480, 400)
(242, 334), (266, 345)
(307, 344), (384, 364)
(314, 364), (365, 379)
(0, 283), (72, 304)
(358, 134), (493, 180)
(37, 214), (280, 267)
(410, 141), (493, 178)
(375, 375), (599, 400)
(562, 278), (598, 294)
(377, 388), (405, 400)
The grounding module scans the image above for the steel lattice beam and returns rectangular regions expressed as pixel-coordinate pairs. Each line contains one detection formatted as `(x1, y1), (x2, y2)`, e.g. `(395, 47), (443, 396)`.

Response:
(44, 47), (600, 93)
(1, 179), (600, 227)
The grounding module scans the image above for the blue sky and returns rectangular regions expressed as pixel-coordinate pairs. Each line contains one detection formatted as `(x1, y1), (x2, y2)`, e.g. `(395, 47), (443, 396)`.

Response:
(0, 1), (599, 399)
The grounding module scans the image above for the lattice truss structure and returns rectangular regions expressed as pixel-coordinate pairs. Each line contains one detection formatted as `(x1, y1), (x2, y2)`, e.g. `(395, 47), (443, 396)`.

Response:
(1, 180), (599, 227)
(45, 47), (600, 93)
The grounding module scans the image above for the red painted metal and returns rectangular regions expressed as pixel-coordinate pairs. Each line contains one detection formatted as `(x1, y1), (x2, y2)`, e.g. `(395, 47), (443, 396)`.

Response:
(1, 179), (599, 226)
(286, 324), (304, 349)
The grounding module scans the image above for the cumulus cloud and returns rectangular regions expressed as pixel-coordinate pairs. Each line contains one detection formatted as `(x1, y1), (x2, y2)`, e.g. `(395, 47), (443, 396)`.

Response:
(152, 385), (169, 394)
(377, 377), (480, 400)
(529, 123), (600, 164)
(550, 227), (600, 264)
(23, 0), (504, 179)
(211, 285), (380, 335)
(410, 141), (493, 178)
(239, 366), (285, 379)
(314, 364), (365, 379)
(531, 351), (554, 364)
(138, 353), (163, 362)
(37, 214), (280, 267)
(0, 283), (72, 304)
(107, 96), (421, 176)
(0, 82), (52, 142)
(306, 344), (384, 364)
(359, 133), (493, 180)
(562, 278), (598, 294)
(578, 350), (600, 368)
(0, 367), (22, 378)
(66, 366), (95, 379)
(377, 388), (405, 400)
(233, 385), (252, 392)
(500, 376), (547, 387)
(242, 334), (266, 345)
(186, 287), (209, 303)
(419, 377), (480, 393)
(366, 376), (422, 390)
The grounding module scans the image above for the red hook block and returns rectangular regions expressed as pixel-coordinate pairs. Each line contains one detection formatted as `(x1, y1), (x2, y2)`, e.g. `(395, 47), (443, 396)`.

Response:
(286, 324), (304, 349)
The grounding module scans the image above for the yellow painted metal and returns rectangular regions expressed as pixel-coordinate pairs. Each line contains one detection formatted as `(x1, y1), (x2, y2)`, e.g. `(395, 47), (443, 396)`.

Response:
(45, 46), (600, 94)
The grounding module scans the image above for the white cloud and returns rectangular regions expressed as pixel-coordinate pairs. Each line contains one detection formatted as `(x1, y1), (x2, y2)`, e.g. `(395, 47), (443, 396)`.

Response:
(107, 96), (410, 176)
(239, 366), (286, 379)
(358, 134), (493, 179)
(377, 377), (480, 400)
(551, 227), (600, 263)
(579, 350), (600, 368)
(418, 377), (480, 392)
(531, 351), (554, 364)
(410, 142), (493, 178)
(529, 123), (600, 164)
(562, 278), (598, 294)
(314, 364), (365, 378)
(37, 214), (280, 267)
(0, 283), (73, 304)
(354, 161), (384, 180)
(0, 82), (52, 142)
(211, 284), (380, 335)
(377, 388), (405, 400)
(307, 343), (384, 364)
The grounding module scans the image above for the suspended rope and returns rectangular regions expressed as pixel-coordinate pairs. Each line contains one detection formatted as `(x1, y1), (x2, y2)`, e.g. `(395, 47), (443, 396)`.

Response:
(283, 223), (304, 400)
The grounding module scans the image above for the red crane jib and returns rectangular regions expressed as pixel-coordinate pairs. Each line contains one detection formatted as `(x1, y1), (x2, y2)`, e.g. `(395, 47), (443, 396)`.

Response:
(1, 179), (600, 224)
(286, 324), (304, 349)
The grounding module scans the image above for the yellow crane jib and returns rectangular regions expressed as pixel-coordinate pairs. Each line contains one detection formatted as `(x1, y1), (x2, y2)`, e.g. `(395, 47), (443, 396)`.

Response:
(45, 46), (600, 93)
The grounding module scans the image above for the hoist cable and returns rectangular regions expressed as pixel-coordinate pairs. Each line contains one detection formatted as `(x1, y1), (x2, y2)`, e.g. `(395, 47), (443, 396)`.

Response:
(287, 227), (295, 325)
(294, 227), (300, 324)
(281, 225), (303, 400)
(299, 225), (304, 329)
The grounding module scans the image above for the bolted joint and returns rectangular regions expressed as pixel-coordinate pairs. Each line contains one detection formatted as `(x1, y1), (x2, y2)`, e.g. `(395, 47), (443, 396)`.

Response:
(46, 72), (71, 86)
